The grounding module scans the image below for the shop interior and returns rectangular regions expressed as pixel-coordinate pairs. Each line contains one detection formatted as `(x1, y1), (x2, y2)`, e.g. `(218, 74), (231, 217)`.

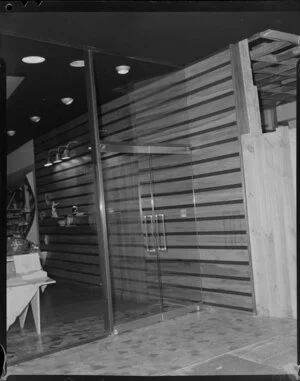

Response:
(4, 28), (297, 370)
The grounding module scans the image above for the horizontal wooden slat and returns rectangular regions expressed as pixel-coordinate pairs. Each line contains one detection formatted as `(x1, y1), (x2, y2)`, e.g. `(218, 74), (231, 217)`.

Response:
(202, 292), (253, 310)
(46, 259), (101, 276)
(47, 269), (101, 286)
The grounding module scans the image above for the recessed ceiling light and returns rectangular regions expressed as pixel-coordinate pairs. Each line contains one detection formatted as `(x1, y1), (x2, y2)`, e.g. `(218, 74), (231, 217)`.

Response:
(7, 130), (16, 136)
(30, 116), (40, 123)
(22, 56), (45, 64)
(70, 60), (85, 68)
(116, 65), (130, 75)
(61, 97), (74, 105)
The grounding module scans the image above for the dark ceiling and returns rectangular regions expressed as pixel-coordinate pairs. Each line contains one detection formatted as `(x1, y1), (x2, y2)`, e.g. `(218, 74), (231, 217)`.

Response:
(1, 10), (300, 153)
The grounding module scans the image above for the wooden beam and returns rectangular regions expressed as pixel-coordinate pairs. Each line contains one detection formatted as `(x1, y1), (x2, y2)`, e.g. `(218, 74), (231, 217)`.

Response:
(260, 29), (300, 45)
(230, 40), (262, 135)
(250, 40), (291, 60)
(275, 45), (300, 62)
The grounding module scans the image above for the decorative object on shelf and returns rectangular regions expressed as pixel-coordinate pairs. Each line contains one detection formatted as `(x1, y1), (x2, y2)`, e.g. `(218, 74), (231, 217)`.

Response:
(39, 211), (46, 221)
(58, 219), (66, 227)
(45, 193), (60, 219)
(51, 200), (59, 218)
(66, 215), (74, 226)
(72, 205), (78, 215)
(44, 235), (50, 245)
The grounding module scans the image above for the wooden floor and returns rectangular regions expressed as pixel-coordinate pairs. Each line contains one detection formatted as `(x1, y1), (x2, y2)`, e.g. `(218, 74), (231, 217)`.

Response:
(7, 280), (168, 365)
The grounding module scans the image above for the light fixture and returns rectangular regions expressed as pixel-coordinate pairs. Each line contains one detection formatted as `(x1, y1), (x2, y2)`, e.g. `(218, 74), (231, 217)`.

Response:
(58, 141), (78, 161)
(30, 116), (40, 123)
(116, 65), (130, 75)
(45, 142), (78, 167)
(44, 157), (53, 167)
(61, 97), (74, 106)
(70, 60), (85, 68)
(22, 56), (45, 64)
(44, 149), (57, 167)
(7, 130), (16, 136)
(88, 146), (92, 150)
(61, 147), (70, 160)
(53, 151), (62, 164)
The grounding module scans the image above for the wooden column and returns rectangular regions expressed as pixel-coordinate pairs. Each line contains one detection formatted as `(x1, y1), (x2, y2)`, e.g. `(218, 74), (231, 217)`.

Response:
(231, 39), (297, 318)
(230, 39), (262, 135)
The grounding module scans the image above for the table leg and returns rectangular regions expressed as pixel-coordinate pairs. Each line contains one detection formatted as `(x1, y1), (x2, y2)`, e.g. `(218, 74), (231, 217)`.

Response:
(30, 288), (41, 335)
(19, 305), (29, 329)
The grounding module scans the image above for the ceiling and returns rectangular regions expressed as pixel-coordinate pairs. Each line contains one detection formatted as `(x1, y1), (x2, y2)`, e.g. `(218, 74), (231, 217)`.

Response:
(1, 10), (300, 153)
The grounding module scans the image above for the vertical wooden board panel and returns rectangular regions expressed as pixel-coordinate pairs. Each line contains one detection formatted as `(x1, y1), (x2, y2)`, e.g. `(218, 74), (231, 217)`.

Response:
(242, 129), (296, 318)
(241, 134), (270, 315)
(288, 127), (296, 200)
(257, 133), (283, 317)
(269, 128), (296, 317)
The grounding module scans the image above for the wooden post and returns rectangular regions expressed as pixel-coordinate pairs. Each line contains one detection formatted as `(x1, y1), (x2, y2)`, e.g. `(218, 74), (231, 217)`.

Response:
(230, 40), (262, 135)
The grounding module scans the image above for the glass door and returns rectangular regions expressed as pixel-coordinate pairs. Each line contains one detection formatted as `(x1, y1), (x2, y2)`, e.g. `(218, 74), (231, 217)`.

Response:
(102, 142), (202, 330)
(141, 151), (202, 319)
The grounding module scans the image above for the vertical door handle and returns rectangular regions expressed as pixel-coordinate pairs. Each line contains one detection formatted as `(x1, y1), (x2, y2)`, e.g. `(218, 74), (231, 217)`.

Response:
(143, 215), (156, 253)
(155, 213), (167, 252)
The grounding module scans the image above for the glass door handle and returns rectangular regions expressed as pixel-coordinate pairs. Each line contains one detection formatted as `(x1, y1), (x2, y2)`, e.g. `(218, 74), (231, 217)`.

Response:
(155, 213), (167, 252)
(143, 215), (156, 253)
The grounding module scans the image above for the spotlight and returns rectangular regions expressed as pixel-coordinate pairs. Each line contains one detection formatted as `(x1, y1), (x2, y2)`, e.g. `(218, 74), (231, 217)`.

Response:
(61, 97), (74, 105)
(30, 116), (41, 123)
(116, 65), (130, 75)
(70, 60), (85, 67)
(22, 56), (45, 64)
(7, 130), (16, 136)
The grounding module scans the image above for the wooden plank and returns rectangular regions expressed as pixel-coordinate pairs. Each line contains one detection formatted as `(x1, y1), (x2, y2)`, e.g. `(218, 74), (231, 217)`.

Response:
(47, 269), (101, 286)
(37, 183), (93, 202)
(259, 30), (300, 45)
(46, 259), (101, 276)
(40, 243), (100, 255)
(195, 187), (243, 204)
(195, 203), (246, 218)
(132, 73), (233, 120)
(230, 39), (262, 135)
(250, 40), (291, 60)
(241, 129), (296, 318)
(202, 291), (253, 310)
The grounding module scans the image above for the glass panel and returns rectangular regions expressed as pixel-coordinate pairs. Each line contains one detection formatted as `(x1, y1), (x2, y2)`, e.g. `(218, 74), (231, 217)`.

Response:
(93, 50), (202, 328)
(4, 35), (107, 365)
(101, 152), (162, 325)
(149, 152), (202, 314)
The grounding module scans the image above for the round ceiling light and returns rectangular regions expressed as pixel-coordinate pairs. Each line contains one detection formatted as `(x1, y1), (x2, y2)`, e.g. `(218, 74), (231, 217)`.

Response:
(7, 130), (16, 136)
(116, 65), (130, 75)
(22, 56), (45, 64)
(70, 60), (85, 68)
(61, 97), (74, 105)
(30, 116), (41, 123)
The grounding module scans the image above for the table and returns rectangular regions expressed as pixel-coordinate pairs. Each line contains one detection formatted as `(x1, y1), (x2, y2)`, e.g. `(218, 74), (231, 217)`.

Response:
(7, 277), (56, 335)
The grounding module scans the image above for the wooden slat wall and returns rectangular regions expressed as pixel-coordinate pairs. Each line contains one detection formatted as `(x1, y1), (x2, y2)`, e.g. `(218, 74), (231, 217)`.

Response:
(100, 48), (254, 312)
(241, 127), (296, 318)
(34, 117), (103, 286)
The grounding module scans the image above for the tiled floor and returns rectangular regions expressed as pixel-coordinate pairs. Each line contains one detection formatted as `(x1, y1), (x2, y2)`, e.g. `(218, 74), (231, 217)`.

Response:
(7, 280), (167, 365)
(8, 306), (297, 377)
